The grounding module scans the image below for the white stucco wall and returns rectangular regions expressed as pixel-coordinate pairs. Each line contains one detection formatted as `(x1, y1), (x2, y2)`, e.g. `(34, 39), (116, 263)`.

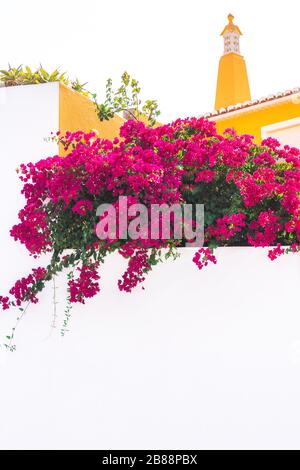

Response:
(0, 84), (300, 450)
(0, 83), (59, 292)
(0, 248), (299, 450)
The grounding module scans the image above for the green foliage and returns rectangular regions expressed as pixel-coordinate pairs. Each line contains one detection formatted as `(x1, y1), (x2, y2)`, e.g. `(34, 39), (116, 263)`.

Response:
(70, 78), (90, 97)
(0, 65), (24, 86)
(94, 71), (161, 127)
(61, 272), (73, 337)
(142, 99), (160, 127)
(2, 303), (30, 352)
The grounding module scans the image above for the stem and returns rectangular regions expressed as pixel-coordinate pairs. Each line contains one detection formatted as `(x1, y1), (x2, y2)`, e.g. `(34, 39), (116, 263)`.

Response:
(51, 276), (58, 330)
(5, 301), (31, 352)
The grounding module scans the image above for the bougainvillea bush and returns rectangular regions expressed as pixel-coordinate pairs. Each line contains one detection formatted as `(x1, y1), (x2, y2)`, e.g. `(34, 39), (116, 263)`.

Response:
(1, 118), (300, 314)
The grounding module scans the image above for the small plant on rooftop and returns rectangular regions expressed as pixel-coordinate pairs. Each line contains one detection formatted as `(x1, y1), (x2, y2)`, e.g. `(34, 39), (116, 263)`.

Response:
(0, 64), (90, 97)
(93, 71), (161, 127)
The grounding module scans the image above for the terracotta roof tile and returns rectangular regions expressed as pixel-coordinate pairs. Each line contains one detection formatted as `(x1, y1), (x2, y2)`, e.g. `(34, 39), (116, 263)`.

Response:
(203, 87), (300, 118)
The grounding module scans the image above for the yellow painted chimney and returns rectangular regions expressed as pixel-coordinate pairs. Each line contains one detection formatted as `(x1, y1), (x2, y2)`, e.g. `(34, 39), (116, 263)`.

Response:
(215, 14), (251, 110)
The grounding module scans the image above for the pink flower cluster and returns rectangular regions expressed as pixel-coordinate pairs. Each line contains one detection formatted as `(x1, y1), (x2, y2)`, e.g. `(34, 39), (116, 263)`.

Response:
(248, 210), (281, 247)
(118, 249), (150, 292)
(1, 116), (300, 310)
(207, 213), (246, 241)
(193, 248), (217, 270)
(0, 295), (10, 310)
(268, 244), (285, 261)
(72, 199), (93, 216)
(68, 262), (100, 303)
(9, 267), (47, 306)
(195, 170), (215, 183)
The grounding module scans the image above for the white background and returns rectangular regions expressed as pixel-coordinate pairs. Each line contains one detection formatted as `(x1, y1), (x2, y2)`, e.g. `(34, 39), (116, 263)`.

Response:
(1, 0), (300, 121)
(1, 84), (300, 450)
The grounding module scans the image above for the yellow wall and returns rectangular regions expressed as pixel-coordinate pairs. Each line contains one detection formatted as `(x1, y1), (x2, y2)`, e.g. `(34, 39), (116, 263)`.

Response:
(212, 95), (300, 143)
(59, 84), (124, 154)
(215, 52), (251, 110)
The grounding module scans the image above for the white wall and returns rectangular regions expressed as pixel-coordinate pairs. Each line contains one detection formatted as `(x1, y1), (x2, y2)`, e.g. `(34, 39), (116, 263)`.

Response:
(1, 85), (300, 450)
(0, 248), (299, 450)
(0, 83), (59, 292)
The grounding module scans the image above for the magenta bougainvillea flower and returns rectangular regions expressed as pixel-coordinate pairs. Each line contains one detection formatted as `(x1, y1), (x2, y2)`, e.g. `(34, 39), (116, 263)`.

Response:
(72, 199), (93, 216)
(0, 117), (300, 312)
(192, 248), (217, 270)
(68, 262), (100, 303)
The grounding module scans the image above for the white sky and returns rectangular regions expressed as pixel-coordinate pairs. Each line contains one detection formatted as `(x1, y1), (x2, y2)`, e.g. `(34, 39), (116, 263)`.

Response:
(2, 0), (300, 122)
